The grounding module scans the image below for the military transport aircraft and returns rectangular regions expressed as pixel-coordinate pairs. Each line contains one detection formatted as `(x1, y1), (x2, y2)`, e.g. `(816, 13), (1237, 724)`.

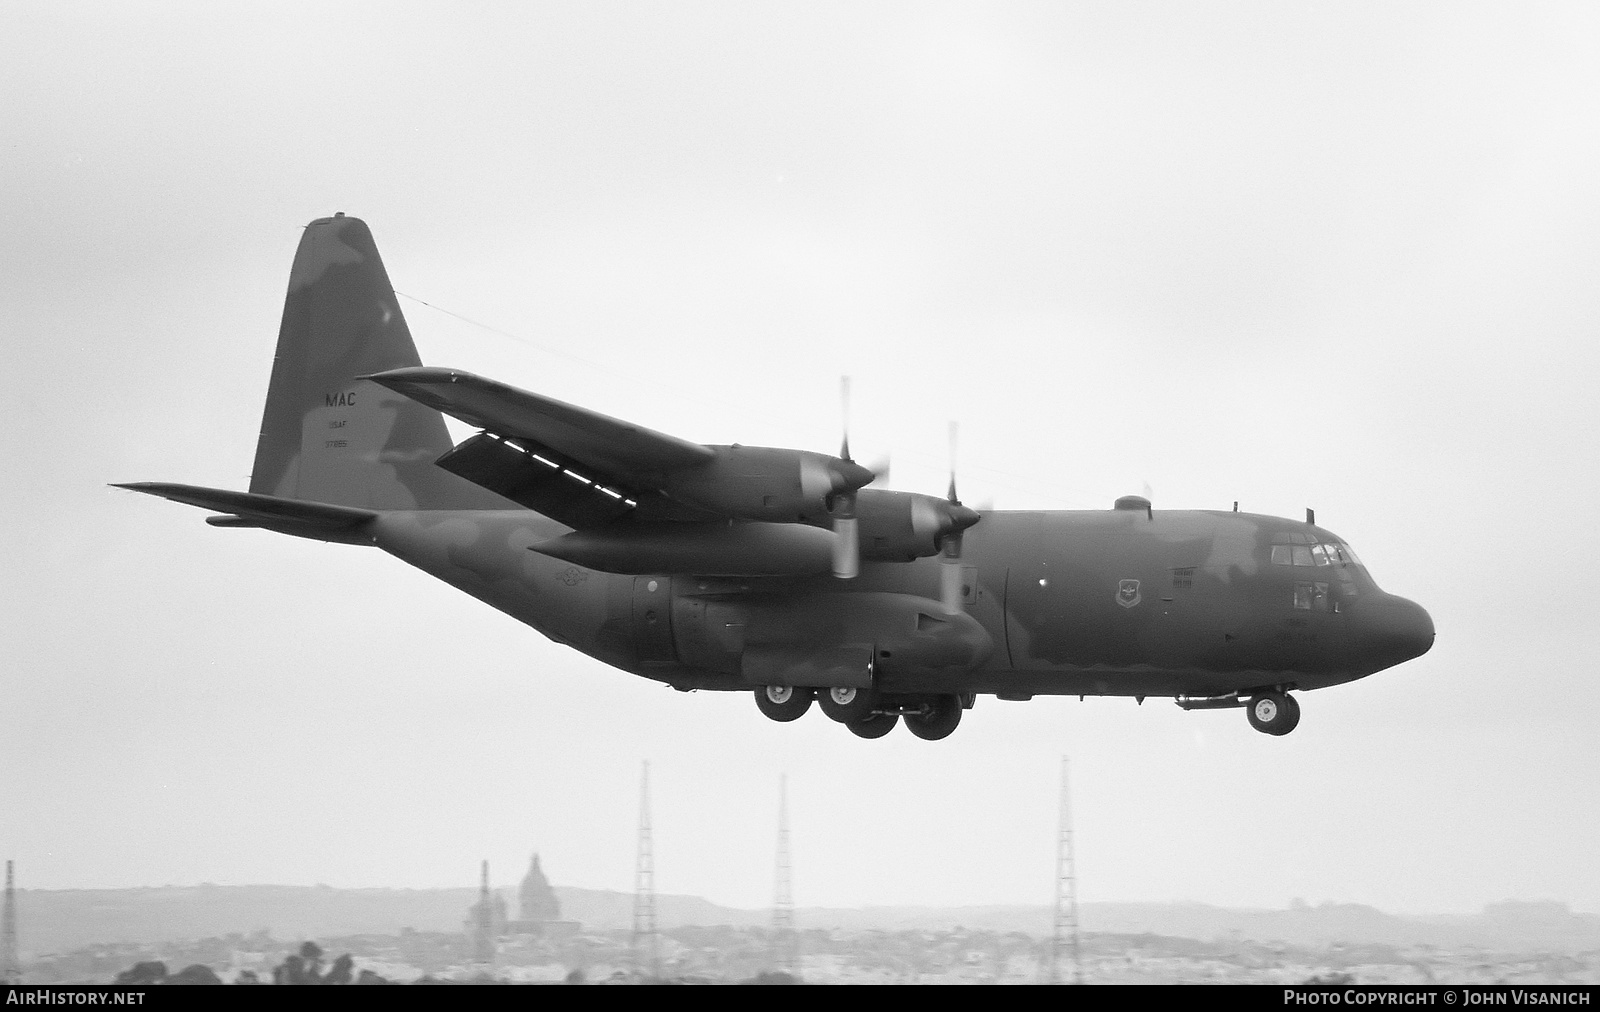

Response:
(117, 215), (1434, 741)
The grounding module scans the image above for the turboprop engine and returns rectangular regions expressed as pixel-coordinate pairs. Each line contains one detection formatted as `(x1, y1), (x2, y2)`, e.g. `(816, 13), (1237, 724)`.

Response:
(661, 445), (876, 524)
(854, 489), (981, 562)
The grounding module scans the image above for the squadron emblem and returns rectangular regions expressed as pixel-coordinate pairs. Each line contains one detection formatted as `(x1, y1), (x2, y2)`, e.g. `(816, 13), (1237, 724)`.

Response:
(1116, 579), (1141, 609)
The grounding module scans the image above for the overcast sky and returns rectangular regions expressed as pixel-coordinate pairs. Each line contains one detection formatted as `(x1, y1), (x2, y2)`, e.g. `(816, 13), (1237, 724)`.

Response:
(3, 2), (1597, 919)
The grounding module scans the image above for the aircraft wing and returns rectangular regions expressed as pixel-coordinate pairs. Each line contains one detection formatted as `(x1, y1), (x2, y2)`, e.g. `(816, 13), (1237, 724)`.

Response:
(363, 367), (719, 528)
(362, 367), (713, 477)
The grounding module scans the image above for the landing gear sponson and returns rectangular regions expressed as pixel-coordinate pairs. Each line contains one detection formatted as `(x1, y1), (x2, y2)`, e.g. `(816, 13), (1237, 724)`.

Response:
(1176, 687), (1303, 736)
(762, 685), (1306, 739)
(754, 686), (971, 741)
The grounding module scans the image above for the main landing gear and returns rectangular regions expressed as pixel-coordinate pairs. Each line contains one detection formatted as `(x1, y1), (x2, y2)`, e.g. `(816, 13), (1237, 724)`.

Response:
(903, 695), (963, 740)
(754, 686), (967, 740)
(754, 685), (814, 722)
(817, 685), (879, 724)
(1246, 691), (1300, 736)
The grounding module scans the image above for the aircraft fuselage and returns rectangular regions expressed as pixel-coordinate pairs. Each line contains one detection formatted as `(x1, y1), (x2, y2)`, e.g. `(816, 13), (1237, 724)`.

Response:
(370, 502), (1434, 703)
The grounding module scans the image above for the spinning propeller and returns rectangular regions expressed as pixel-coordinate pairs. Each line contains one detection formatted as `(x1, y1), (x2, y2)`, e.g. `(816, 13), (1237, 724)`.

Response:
(828, 385), (981, 615)
(829, 377), (887, 579)
(938, 421), (982, 613)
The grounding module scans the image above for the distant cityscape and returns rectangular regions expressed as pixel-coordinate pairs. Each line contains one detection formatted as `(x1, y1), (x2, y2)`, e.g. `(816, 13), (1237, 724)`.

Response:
(3, 766), (1595, 984)
(3, 862), (1597, 984)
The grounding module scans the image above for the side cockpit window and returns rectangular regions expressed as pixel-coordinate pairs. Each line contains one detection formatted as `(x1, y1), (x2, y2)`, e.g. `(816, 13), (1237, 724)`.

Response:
(1293, 582), (1331, 611)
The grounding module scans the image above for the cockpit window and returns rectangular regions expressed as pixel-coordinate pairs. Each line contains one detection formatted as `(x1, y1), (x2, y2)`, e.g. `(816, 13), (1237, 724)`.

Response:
(1272, 541), (1364, 568)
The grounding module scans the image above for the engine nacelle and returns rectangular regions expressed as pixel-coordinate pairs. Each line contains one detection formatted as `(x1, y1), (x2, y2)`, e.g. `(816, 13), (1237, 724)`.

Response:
(854, 489), (980, 562)
(659, 445), (873, 523)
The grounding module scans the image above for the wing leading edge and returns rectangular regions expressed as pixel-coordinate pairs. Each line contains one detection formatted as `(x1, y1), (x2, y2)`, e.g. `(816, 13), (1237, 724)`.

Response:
(362, 367), (714, 477)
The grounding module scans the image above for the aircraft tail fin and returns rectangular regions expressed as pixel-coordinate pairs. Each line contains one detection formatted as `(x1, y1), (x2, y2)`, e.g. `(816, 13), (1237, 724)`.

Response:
(248, 214), (505, 510)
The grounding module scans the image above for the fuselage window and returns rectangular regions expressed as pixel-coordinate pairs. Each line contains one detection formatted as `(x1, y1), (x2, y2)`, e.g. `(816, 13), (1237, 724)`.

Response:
(1293, 582), (1331, 612)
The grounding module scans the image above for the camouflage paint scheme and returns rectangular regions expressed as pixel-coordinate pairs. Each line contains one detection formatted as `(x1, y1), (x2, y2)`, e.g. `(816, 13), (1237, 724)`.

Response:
(118, 216), (1434, 739)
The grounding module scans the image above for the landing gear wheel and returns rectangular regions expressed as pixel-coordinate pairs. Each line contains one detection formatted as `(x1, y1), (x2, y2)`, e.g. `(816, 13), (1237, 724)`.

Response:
(818, 685), (880, 724)
(903, 695), (963, 741)
(847, 712), (899, 739)
(754, 685), (813, 722)
(1246, 691), (1301, 736)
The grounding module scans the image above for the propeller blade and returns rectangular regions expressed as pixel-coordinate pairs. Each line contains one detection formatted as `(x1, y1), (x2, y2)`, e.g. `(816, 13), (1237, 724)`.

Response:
(943, 421), (978, 611)
(910, 497), (943, 542)
(833, 517), (859, 579)
(863, 453), (891, 485)
(799, 456), (835, 501)
(947, 421), (959, 503)
(832, 491), (859, 579)
(940, 531), (964, 613)
(839, 375), (852, 463)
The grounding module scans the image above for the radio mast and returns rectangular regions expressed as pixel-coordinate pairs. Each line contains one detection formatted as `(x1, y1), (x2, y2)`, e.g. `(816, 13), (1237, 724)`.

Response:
(771, 774), (797, 976)
(2, 861), (18, 984)
(631, 761), (660, 981)
(1051, 757), (1082, 984)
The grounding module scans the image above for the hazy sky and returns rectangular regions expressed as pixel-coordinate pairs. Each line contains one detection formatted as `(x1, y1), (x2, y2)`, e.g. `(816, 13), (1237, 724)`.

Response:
(3, 2), (1598, 918)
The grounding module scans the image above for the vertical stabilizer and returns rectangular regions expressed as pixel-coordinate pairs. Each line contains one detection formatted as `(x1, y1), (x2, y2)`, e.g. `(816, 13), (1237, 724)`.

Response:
(249, 215), (502, 510)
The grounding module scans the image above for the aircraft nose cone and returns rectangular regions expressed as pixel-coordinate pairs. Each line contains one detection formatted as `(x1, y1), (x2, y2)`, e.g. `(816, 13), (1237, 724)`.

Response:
(1353, 593), (1434, 669)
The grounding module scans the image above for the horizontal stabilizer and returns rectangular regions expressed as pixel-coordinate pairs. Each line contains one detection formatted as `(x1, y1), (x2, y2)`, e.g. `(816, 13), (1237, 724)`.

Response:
(113, 483), (377, 543)
(362, 367), (715, 479)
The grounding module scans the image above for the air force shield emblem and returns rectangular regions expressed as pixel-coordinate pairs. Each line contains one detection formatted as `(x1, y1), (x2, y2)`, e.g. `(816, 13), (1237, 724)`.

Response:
(1116, 578), (1142, 609)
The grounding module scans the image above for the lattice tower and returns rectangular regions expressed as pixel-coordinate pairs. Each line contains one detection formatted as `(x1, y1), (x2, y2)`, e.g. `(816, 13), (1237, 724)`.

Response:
(2, 861), (17, 984)
(631, 760), (660, 980)
(771, 774), (797, 975)
(472, 859), (496, 966)
(1051, 756), (1083, 984)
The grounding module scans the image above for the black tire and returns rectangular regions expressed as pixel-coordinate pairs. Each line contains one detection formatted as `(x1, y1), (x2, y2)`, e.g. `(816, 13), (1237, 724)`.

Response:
(754, 685), (814, 722)
(817, 685), (880, 723)
(903, 695), (963, 740)
(847, 712), (899, 739)
(1246, 691), (1300, 736)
